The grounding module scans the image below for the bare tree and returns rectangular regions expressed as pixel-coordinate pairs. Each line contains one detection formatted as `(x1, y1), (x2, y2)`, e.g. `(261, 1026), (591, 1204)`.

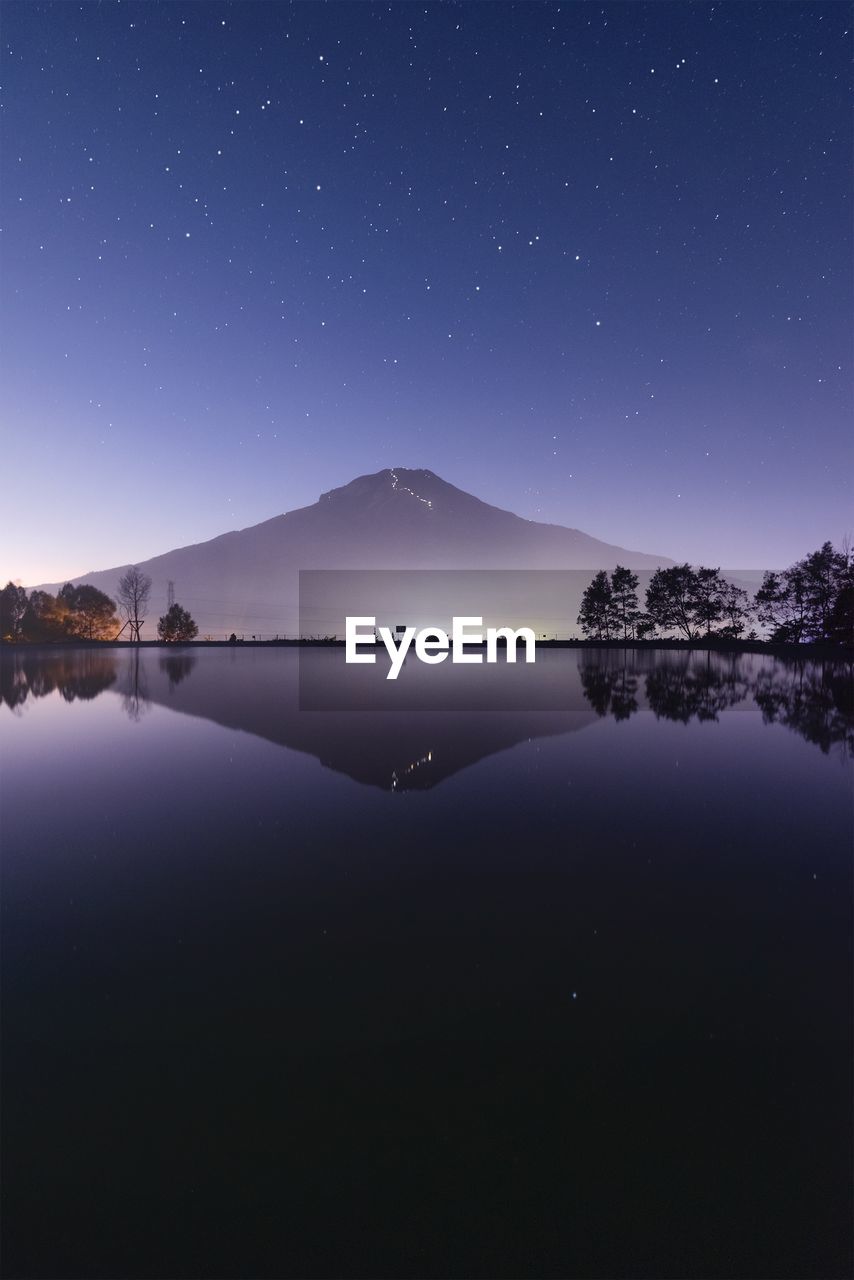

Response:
(116, 566), (152, 642)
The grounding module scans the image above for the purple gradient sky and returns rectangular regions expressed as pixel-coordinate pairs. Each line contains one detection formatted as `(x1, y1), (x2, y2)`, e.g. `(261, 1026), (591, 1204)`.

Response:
(1, 1), (850, 584)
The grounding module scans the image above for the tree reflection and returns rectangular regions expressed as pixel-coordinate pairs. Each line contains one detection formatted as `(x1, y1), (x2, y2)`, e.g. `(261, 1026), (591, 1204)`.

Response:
(159, 653), (197, 690)
(0, 652), (117, 710)
(754, 661), (854, 755)
(579, 656), (639, 721)
(120, 648), (150, 722)
(1, 647), (851, 769)
(577, 649), (853, 754)
(645, 655), (750, 723)
(0, 648), (154, 725)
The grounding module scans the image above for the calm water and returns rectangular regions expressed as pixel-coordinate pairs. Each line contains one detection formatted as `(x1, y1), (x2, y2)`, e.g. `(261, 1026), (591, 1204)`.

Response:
(1, 646), (852, 1279)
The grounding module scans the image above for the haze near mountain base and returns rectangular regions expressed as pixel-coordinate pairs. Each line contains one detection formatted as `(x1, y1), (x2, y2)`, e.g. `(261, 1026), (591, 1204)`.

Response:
(34, 469), (674, 637)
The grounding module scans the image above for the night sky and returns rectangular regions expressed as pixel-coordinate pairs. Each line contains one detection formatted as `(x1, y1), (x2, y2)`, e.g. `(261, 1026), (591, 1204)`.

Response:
(2, 1), (850, 584)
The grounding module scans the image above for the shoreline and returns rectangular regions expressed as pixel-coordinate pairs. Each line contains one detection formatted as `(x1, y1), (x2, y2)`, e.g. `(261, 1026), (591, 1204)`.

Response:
(2, 638), (852, 659)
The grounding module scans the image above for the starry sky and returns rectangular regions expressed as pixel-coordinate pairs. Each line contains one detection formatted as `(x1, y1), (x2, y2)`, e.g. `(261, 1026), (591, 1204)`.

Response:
(2, 1), (850, 584)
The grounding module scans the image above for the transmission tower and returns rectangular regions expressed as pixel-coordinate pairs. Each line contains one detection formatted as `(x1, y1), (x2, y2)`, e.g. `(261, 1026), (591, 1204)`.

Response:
(168, 580), (175, 608)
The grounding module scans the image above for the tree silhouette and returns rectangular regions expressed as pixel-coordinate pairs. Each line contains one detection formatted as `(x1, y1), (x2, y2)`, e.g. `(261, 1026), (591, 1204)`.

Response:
(691, 567), (725, 637)
(157, 602), (199, 643)
(117, 566), (152, 642)
(610, 565), (642, 640)
(57, 583), (119, 639)
(718, 581), (751, 638)
(645, 565), (701, 640)
(828, 574), (854, 646)
(643, 565), (753, 641)
(755, 542), (850, 643)
(803, 542), (846, 640)
(577, 570), (616, 639)
(21, 590), (67, 642)
(755, 568), (808, 642)
(0, 582), (28, 641)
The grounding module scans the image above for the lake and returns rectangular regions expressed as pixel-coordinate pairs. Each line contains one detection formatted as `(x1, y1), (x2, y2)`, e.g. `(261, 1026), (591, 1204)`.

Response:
(1, 645), (851, 1278)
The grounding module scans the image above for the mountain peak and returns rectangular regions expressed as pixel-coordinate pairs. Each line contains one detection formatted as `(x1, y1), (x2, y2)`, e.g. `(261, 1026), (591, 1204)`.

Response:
(34, 467), (674, 634)
(317, 468), (496, 522)
(319, 467), (462, 515)
(321, 466), (436, 494)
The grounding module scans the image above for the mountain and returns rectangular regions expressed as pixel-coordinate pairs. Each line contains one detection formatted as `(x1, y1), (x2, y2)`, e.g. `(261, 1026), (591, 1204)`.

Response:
(35, 468), (673, 637)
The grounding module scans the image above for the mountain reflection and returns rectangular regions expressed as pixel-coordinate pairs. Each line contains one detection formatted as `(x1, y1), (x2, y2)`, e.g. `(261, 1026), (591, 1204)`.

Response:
(1, 647), (851, 779)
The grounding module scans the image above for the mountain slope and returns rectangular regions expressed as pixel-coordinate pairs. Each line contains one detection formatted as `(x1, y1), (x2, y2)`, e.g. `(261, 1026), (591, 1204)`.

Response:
(35, 468), (673, 636)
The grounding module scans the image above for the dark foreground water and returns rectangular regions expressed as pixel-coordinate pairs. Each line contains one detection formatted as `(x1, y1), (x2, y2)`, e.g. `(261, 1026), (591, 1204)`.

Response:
(1, 646), (851, 1279)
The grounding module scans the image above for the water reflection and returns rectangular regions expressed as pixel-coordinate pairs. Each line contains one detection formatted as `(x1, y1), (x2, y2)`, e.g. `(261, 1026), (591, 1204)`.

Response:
(1, 647), (852, 779)
(1, 645), (851, 1279)
(644, 657), (750, 723)
(0, 650), (117, 710)
(578, 649), (853, 755)
(159, 652), (197, 690)
(578, 661), (639, 720)
(119, 649), (150, 722)
(754, 661), (854, 755)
